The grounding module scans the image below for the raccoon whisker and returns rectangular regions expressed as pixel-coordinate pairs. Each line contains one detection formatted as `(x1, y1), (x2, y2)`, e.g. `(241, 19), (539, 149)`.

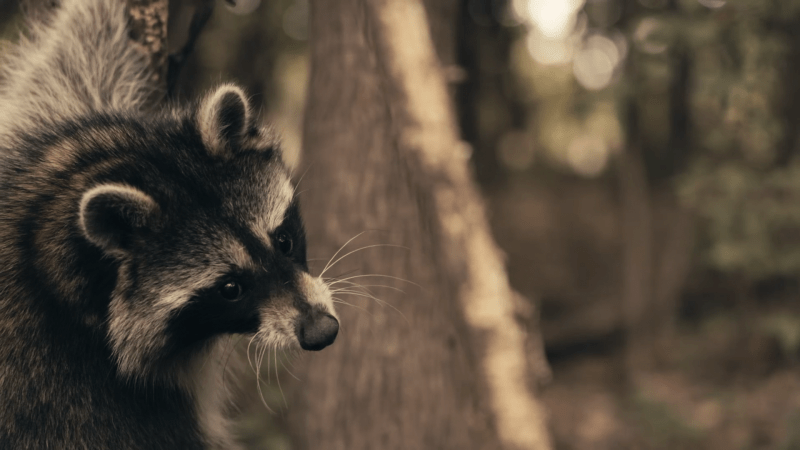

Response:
(268, 340), (276, 381)
(249, 333), (266, 372)
(275, 347), (288, 410)
(330, 281), (407, 295)
(255, 335), (270, 380)
(267, 342), (274, 379)
(220, 335), (245, 395)
(281, 349), (301, 370)
(335, 289), (395, 309)
(321, 268), (360, 284)
(332, 289), (384, 299)
(294, 189), (312, 198)
(258, 340), (269, 384)
(291, 162), (314, 197)
(330, 281), (396, 296)
(332, 298), (373, 316)
(319, 231), (368, 277)
(329, 289), (356, 295)
(253, 341), (262, 380)
(197, 339), (217, 372)
(246, 334), (257, 375)
(254, 373), (275, 414)
(320, 244), (409, 278)
(279, 355), (301, 381)
(216, 336), (232, 390)
(327, 273), (423, 290)
(333, 290), (386, 305)
(252, 338), (275, 414)
(334, 290), (410, 325)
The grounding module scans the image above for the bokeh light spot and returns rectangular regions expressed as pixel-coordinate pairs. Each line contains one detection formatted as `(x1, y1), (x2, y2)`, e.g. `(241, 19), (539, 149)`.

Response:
(282, 0), (309, 41)
(698, 0), (726, 8)
(567, 134), (609, 177)
(527, 31), (575, 65)
(634, 17), (668, 54)
(573, 35), (619, 90)
(527, 0), (586, 39)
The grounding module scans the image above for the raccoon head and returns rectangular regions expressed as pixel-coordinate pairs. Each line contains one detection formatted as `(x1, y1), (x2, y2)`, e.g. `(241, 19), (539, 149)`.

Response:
(76, 84), (338, 380)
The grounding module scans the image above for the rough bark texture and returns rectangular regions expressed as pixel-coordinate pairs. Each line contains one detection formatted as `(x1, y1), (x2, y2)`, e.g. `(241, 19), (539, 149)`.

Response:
(286, 0), (551, 449)
(125, 0), (168, 93)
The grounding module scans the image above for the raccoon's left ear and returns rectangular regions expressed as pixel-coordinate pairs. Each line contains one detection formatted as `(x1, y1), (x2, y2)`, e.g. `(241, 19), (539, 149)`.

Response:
(197, 84), (252, 156)
(79, 184), (161, 254)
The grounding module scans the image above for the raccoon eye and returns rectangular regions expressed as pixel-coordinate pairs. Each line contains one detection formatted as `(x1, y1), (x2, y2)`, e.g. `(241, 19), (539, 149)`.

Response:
(276, 231), (293, 255)
(219, 281), (242, 300)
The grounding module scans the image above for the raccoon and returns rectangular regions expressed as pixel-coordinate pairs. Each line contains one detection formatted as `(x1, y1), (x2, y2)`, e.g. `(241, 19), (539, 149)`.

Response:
(0, 1), (338, 449)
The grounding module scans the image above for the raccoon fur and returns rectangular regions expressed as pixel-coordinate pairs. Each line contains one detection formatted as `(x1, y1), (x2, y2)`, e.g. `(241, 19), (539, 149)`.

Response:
(0, 1), (339, 449)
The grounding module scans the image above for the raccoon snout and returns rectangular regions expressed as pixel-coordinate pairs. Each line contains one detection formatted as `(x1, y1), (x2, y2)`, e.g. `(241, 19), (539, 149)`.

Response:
(297, 312), (339, 351)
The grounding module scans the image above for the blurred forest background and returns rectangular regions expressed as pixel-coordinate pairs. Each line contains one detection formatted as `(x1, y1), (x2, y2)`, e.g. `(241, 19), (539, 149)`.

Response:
(4, 0), (800, 448)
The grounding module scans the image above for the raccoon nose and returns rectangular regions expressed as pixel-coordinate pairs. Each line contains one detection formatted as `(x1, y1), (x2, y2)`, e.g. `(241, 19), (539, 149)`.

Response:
(298, 313), (339, 351)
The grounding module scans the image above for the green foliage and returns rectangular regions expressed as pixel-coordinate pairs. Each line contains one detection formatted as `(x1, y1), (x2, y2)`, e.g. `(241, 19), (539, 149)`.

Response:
(629, 394), (704, 449)
(759, 313), (800, 361)
(779, 410), (800, 450)
(679, 162), (800, 276)
(503, 0), (800, 278)
(671, 2), (800, 277)
(688, 19), (786, 165)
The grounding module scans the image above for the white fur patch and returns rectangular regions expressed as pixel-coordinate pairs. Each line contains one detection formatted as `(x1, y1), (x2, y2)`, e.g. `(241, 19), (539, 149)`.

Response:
(182, 338), (240, 449)
(225, 237), (257, 271)
(298, 272), (338, 321)
(250, 174), (294, 245)
(255, 298), (301, 350)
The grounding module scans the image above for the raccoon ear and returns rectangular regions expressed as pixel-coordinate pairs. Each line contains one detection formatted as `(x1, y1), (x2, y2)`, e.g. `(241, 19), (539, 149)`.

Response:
(197, 84), (251, 156)
(79, 184), (161, 253)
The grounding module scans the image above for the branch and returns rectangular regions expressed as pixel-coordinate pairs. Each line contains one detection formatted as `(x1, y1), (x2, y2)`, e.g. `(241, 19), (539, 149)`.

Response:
(125, 0), (169, 94)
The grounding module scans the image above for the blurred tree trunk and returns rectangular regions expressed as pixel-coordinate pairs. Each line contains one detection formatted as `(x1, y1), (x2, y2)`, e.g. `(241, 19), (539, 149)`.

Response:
(618, 144), (654, 375)
(651, 40), (694, 364)
(619, 1), (695, 376)
(286, 0), (551, 449)
(651, 196), (694, 364)
(619, 118), (695, 376)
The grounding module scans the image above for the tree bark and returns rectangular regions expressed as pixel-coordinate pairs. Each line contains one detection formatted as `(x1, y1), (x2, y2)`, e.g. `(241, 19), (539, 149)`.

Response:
(125, 0), (169, 92)
(286, 1), (551, 449)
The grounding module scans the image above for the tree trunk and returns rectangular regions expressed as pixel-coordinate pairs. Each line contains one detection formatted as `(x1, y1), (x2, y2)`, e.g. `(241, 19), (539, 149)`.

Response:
(286, 0), (551, 449)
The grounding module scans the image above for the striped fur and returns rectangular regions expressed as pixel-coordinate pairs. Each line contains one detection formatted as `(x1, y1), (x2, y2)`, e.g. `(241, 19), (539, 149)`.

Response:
(0, 1), (337, 449)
